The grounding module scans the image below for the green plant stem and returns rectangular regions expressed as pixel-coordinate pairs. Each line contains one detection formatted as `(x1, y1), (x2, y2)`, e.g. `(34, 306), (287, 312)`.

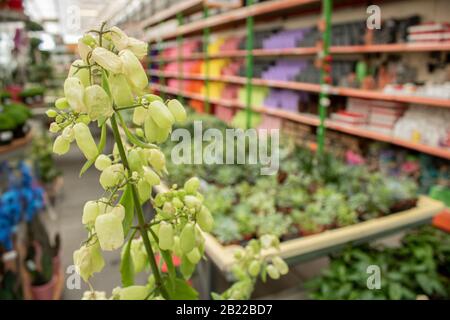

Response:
(110, 115), (169, 299)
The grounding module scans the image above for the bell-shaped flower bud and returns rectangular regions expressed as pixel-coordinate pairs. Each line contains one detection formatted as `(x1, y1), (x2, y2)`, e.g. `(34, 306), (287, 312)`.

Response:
(133, 106), (148, 126)
(53, 135), (70, 155)
(109, 26), (129, 51)
(95, 154), (112, 171)
(62, 126), (75, 142)
(119, 49), (148, 90)
(73, 122), (98, 160)
(158, 222), (174, 251)
(137, 179), (151, 203)
(99, 164), (124, 189)
(128, 149), (144, 175)
(127, 37), (148, 60)
(108, 73), (134, 107)
(92, 47), (123, 74)
(148, 149), (166, 172)
(77, 39), (92, 64)
(186, 247), (201, 264)
(73, 242), (105, 282)
(266, 264), (280, 280)
(248, 260), (261, 277)
(129, 238), (146, 273)
(68, 59), (90, 87)
(95, 213), (124, 251)
(82, 291), (107, 300)
(82, 200), (100, 225)
(113, 286), (149, 300)
(143, 167), (160, 186)
(110, 204), (125, 221)
(184, 195), (201, 210)
(272, 256), (289, 275)
(167, 99), (187, 124)
(148, 100), (174, 129)
(55, 97), (69, 110)
(184, 177), (200, 194)
(180, 222), (196, 254)
(49, 122), (61, 133)
(197, 206), (214, 232)
(64, 77), (86, 113)
(84, 85), (113, 121)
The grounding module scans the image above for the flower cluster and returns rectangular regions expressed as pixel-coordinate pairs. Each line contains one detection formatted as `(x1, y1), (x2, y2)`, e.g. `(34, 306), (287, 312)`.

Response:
(213, 235), (288, 300)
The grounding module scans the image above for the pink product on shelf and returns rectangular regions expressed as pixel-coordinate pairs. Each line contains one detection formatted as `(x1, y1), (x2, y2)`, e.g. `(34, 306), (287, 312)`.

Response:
(222, 61), (244, 76)
(161, 40), (201, 58)
(330, 111), (367, 126)
(215, 105), (235, 123)
(258, 114), (282, 130)
(220, 37), (243, 51)
(222, 85), (239, 100)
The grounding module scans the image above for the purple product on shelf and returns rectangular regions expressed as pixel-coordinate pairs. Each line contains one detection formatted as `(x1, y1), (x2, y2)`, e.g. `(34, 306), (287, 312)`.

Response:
(262, 59), (307, 81)
(263, 28), (310, 49)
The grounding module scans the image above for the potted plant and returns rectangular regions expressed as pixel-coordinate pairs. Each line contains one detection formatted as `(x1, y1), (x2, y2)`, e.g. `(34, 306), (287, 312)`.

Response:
(2, 103), (31, 138)
(213, 216), (243, 245)
(0, 113), (15, 146)
(24, 215), (59, 300)
(19, 86), (45, 105)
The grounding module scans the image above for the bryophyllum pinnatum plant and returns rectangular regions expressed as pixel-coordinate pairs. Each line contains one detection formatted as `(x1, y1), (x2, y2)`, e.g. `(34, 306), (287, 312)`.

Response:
(47, 23), (288, 300)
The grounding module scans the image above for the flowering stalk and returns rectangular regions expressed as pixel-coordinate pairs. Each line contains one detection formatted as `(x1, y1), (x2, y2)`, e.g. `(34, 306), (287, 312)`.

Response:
(110, 115), (168, 299)
(47, 23), (288, 300)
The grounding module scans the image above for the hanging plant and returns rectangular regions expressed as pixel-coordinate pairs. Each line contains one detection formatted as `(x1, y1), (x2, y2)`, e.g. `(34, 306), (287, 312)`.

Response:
(46, 23), (287, 300)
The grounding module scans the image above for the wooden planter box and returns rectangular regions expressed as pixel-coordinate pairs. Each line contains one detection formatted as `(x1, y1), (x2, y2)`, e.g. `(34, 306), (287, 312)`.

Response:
(202, 196), (445, 273)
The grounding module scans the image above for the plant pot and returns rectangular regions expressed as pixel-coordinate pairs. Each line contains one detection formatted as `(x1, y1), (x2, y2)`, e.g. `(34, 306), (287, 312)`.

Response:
(52, 252), (62, 274)
(31, 275), (56, 300)
(12, 122), (30, 139)
(0, 129), (13, 146)
(389, 198), (418, 213)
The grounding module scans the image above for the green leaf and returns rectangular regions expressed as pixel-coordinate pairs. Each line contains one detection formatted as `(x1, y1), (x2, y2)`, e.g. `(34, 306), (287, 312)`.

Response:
(117, 112), (157, 149)
(388, 283), (402, 300)
(98, 123), (107, 153)
(416, 273), (433, 295)
(180, 255), (196, 280)
(79, 158), (96, 177)
(101, 69), (112, 97)
(120, 232), (135, 287)
(120, 185), (134, 236)
(166, 278), (198, 300)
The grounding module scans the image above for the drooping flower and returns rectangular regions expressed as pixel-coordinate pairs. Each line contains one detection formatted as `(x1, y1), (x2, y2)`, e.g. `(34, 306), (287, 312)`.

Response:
(148, 100), (174, 129)
(92, 47), (123, 74)
(119, 49), (148, 89)
(84, 84), (113, 121)
(73, 242), (105, 282)
(109, 26), (129, 51)
(53, 135), (70, 155)
(95, 213), (124, 251)
(64, 77), (86, 113)
(73, 122), (98, 160)
(68, 59), (90, 87)
(108, 73), (134, 107)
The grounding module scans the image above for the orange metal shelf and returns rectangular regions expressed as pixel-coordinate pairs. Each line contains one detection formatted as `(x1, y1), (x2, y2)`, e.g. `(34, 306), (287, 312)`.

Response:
(150, 83), (450, 160)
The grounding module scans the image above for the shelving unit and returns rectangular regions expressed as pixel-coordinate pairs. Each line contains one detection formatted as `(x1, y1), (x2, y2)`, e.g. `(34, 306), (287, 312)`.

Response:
(145, 0), (321, 42)
(151, 43), (450, 62)
(150, 83), (450, 160)
(149, 70), (450, 109)
(147, 0), (450, 162)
